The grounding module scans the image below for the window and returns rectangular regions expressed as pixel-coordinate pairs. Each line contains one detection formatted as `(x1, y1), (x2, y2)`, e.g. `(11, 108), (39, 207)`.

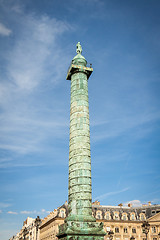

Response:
(152, 226), (156, 233)
(114, 212), (119, 220)
(140, 213), (145, 220)
(132, 228), (136, 233)
(105, 212), (110, 220)
(115, 227), (119, 233)
(60, 209), (65, 218)
(131, 213), (135, 220)
(96, 211), (102, 219)
(153, 238), (157, 240)
(123, 214), (127, 220)
(124, 228), (128, 233)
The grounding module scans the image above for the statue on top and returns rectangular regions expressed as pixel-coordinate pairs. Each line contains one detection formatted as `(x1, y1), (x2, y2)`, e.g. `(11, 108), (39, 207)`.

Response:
(76, 42), (82, 54)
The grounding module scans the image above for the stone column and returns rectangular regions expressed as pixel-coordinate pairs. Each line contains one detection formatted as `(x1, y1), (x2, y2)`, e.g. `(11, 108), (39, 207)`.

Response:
(57, 42), (105, 240)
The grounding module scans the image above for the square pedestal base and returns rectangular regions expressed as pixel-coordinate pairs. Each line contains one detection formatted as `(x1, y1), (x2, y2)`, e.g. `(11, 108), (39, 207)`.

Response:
(58, 235), (104, 240)
(57, 221), (106, 240)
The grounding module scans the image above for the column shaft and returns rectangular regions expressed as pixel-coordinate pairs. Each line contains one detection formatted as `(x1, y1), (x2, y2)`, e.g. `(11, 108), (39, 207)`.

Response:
(68, 71), (92, 219)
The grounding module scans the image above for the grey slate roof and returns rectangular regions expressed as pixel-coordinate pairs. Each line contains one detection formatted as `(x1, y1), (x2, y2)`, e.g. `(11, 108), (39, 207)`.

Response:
(57, 201), (160, 221)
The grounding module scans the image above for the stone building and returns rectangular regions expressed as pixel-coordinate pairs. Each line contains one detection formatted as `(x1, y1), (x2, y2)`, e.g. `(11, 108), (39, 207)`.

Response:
(9, 216), (41, 240)
(40, 202), (68, 240)
(40, 201), (160, 240)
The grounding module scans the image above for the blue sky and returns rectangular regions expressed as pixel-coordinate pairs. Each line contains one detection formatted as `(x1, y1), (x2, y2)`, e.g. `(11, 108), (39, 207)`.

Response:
(0, 0), (160, 239)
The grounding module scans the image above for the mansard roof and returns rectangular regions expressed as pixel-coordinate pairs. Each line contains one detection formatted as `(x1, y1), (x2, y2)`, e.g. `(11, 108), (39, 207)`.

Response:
(40, 200), (160, 227)
(91, 202), (160, 219)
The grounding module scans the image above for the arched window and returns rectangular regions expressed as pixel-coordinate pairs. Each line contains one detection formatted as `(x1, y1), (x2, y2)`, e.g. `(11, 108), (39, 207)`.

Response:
(60, 209), (65, 218)
(105, 212), (110, 220)
(131, 213), (135, 220)
(114, 212), (119, 220)
(96, 211), (102, 219)
(124, 227), (128, 233)
(132, 228), (136, 233)
(115, 227), (119, 233)
(140, 213), (146, 221)
(123, 213), (127, 220)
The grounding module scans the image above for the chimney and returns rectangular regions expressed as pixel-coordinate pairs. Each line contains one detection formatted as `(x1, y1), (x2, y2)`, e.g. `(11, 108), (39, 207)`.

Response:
(118, 203), (123, 207)
(92, 200), (100, 205)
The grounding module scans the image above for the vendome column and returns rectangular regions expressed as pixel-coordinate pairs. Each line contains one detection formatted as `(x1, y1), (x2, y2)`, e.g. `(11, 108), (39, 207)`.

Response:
(57, 43), (105, 240)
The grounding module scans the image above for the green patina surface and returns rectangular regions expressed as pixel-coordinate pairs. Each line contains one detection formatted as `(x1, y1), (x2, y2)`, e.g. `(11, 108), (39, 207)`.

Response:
(58, 43), (105, 240)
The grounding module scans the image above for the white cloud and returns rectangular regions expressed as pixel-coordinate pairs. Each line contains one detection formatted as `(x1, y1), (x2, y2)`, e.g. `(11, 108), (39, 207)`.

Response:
(7, 211), (18, 215)
(0, 23), (12, 36)
(0, 210), (2, 213)
(7, 15), (70, 92)
(20, 209), (50, 215)
(0, 11), (72, 158)
(123, 200), (142, 207)
(20, 210), (36, 214)
(41, 209), (50, 214)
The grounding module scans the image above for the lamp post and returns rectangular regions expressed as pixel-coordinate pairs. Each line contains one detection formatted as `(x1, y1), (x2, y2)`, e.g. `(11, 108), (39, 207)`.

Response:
(35, 216), (41, 240)
(23, 227), (28, 240)
(142, 221), (150, 240)
(130, 236), (135, 240)
(108, 230), (114, 240)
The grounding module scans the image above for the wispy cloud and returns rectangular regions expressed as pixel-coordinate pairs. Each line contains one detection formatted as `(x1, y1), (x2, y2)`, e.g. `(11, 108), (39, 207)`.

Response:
(41, 209), (50, 214)
(7, 211), (18, 215)
(0, 10), (72, 159)
(0, 162), (45, 169)
(20, 209), (50, 215)
(94, 187), (130, 201)
(0, 22), (12, 36)
(91, 110), (160, 142)
(20, 210), (36, 214)
(7, 15), (70, 92)
(123, 199), (143, 207)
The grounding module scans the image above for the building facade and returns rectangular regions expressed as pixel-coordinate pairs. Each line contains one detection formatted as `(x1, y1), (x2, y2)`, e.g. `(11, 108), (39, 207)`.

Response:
(40, 201), (160, 240)
(9, 216), (41, 240)
(9, 201), (160, 240)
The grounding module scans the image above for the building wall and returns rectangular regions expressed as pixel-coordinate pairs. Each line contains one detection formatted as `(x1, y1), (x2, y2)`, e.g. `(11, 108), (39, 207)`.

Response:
(40, 219), (64, 240)
(40, 202), (160, 240)
(10, 202), (160, 240)
(10, 217), (40, 240)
